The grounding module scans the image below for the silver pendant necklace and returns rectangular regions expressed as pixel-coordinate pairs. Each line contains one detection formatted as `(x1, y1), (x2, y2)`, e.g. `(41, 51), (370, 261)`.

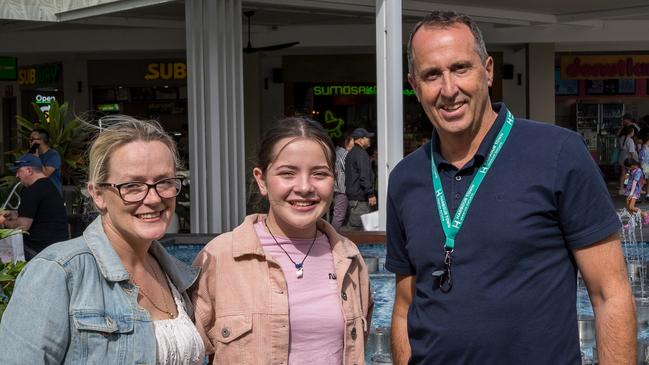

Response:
(264, 219), (318, 279)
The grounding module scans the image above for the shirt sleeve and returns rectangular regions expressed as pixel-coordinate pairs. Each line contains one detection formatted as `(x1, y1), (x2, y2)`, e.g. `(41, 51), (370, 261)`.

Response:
(42, 150), (62, 170)
(0, 258), (70, 364)
(624, 138), (638, 160)
(358, 152), (375, 198)
(555, 133), (621, 249)
(385, 185), (416, 276)
(191, 249), (217, 355)
(17, 185), (41, 219)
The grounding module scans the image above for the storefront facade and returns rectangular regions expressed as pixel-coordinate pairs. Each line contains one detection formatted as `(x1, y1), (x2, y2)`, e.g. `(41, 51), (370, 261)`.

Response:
(556, 53), (649, 177)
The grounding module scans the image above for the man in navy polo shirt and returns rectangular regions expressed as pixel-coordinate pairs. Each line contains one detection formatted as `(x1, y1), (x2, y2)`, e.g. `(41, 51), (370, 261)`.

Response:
(386, 11), (636, 364)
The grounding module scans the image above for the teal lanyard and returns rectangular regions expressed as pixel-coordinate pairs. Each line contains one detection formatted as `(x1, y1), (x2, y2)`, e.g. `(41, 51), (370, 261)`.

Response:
(431, 110), (515, 252)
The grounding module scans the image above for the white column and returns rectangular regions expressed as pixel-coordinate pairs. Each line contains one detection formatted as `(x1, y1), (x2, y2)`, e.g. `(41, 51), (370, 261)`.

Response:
(185, 0), (246, 233)
(376, 0), (404, 230)
(526, 43), (556, 124)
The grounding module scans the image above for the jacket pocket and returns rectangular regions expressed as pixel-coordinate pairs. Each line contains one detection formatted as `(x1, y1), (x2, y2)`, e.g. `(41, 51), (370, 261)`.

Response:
(209, 314), (253, 364)
(73, 312), (134, 333)
(72, 311), (137, 364)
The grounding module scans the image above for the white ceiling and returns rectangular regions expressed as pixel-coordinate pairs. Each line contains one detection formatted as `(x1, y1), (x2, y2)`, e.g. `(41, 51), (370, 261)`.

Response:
(2, 0), (649, 49)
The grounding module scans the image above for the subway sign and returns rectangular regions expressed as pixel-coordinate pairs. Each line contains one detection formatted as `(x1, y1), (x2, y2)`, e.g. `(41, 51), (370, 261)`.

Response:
(18, 63), (62, 86)
(313, 85), (415, 96)
(144, 62), (187, 80)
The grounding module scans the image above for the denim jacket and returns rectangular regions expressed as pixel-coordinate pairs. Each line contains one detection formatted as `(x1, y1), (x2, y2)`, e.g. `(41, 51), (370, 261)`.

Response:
(0, 217), (199, 365)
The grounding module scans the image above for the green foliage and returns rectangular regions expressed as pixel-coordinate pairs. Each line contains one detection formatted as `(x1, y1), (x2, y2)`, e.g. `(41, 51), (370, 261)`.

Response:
(0, 228), (23, 240)
(0, 260), (26, 319)
(14, 100), (90, 185)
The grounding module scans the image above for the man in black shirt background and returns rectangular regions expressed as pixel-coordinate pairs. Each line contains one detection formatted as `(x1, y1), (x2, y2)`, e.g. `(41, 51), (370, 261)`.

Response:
(344, 128), (377, 229)
(2, 154), (68, 259)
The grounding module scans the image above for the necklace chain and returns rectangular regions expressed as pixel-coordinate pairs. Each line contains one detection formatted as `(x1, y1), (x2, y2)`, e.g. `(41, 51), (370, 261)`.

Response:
(127, 255), (176, 319)
(264, 219), (318, 278)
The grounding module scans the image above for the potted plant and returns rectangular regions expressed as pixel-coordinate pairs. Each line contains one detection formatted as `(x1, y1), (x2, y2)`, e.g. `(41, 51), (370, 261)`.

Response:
(0, 260), (26, 320)
(14, 100), (90, 186)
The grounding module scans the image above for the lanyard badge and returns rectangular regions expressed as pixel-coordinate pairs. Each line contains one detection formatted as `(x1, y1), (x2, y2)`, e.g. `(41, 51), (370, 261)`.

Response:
(430, 110), (514, 293)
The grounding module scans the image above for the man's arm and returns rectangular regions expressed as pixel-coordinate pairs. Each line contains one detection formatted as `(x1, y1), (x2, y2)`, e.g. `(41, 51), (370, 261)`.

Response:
(358, 152), (375, 203)
(391, 274), (415, 365)
(574, 233), (636, 364)
(41, 165), (55, 177)
(40, 149), (61, 178)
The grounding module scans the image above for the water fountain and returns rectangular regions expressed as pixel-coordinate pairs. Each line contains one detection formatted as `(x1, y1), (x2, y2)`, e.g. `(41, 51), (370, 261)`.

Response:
(165, 213), (649, 364)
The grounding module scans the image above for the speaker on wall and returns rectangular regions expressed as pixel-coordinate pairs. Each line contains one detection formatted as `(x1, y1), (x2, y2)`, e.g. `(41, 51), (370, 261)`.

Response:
(272, 68), (283, 83)
(503, 64), (514, 80)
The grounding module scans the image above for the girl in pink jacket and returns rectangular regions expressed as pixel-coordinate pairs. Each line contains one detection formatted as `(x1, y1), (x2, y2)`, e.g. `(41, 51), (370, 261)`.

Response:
(192, 117), (373, 364)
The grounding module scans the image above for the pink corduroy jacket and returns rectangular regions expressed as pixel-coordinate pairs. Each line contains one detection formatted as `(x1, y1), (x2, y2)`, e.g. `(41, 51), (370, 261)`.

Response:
(192, 214), (373, 365)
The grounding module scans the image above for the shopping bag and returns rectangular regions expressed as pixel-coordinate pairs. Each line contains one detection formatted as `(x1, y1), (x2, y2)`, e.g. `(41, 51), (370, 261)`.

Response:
(360, 211), (380, 231)
(0, 234), (25, 263)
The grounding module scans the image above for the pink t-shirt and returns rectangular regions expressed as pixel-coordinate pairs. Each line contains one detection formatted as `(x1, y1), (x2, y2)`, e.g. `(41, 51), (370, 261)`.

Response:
(255, 222), (344, 365)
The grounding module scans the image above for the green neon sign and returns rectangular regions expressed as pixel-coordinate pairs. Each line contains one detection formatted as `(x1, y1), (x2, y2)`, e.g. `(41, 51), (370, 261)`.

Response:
(313, 85), (416, 96)
(98, 103), (120, 112)
(323, 110), (344, 138)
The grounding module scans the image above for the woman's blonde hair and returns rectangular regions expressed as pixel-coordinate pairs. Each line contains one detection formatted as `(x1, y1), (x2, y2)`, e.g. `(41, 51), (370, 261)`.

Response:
(87, 115), (181, 185)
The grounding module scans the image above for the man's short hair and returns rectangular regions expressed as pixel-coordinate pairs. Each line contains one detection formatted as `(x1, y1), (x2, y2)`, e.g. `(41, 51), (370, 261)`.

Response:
(407, 11), (488, 75)
(32, 128), (50, 144)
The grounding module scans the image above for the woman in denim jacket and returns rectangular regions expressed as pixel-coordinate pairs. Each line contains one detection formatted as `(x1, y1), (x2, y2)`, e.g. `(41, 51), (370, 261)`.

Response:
(193, 117), (373, 364)
(0, 117), (204, 365)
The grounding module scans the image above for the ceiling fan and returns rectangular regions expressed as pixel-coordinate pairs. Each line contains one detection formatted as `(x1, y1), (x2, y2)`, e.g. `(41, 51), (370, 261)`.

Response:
(243, 10), (300, 54)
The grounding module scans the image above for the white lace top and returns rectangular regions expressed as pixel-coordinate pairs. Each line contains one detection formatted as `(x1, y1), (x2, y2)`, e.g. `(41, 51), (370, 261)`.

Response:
(152, 276), (205, 365)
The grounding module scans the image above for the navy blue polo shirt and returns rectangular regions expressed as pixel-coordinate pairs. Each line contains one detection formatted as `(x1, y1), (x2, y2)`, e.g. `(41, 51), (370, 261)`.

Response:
(386, 103), (620, 364)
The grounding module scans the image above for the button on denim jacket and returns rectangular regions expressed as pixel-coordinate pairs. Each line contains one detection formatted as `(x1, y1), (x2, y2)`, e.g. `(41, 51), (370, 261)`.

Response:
(0, 217), (200, 365)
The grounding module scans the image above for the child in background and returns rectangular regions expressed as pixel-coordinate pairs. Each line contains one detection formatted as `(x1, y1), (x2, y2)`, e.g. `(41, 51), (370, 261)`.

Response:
(640, 135), (649, 201)
(624, 158), (649, 224)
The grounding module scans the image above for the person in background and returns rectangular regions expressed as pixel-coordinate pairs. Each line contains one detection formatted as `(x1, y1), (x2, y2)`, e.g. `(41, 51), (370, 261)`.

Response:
(622, 113), (640, 133)
(639, 114), (649, 139)
(29, 128), (63, 195)
(639, 134), (649, 201)
(1, 154), (68, 260)
(387, 10), (635, 364)
(0, 117), (204, 365)
(344, 127), (377, 230)
(192, 117), (372, 365)
(623, 158), (649, 224)
(331, 131), (354, 231)
(618, 125), (638, 195)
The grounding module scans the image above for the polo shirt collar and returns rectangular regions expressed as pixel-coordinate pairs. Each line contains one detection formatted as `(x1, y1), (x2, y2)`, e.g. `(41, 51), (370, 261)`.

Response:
(430, 102), (509, 170)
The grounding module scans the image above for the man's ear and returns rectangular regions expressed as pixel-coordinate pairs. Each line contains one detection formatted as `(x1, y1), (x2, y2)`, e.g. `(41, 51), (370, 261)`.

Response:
(485, 56), (494, 87)
(407, 73), (421, 102)
(253, 167), (268, 196)
(87, 182), (108, 211)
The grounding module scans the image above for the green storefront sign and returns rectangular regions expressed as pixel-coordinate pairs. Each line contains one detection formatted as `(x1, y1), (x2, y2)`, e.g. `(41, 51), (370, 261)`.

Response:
(0, 57), (17, 80)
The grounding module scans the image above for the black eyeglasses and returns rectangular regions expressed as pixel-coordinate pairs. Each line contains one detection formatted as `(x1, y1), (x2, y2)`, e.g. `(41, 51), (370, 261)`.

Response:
(97, 177), (183, 203)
